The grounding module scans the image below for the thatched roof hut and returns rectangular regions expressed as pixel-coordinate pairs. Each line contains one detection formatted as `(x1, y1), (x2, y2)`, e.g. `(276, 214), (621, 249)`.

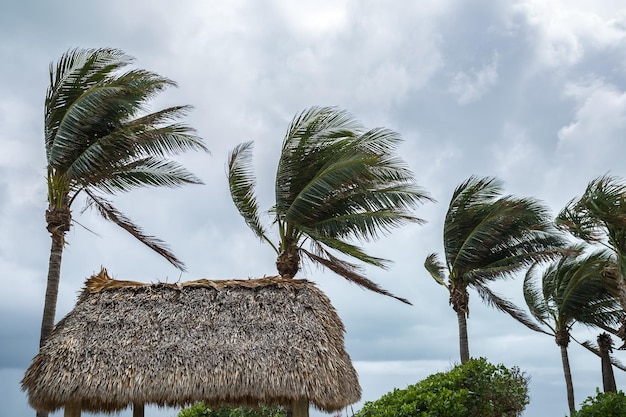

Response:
(22, 269), (361, 415)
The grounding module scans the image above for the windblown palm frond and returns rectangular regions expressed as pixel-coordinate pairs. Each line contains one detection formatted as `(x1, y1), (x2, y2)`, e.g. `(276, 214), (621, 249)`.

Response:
(424, 253), (447, 287)
(557, 175), (626, 246)
(227, 141), (273, 249)
(473, 281), (550, 334)
(83, 191), (185, 271)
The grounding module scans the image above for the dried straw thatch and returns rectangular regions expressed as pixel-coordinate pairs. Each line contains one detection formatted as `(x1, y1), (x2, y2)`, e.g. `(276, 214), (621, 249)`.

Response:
(22, 269), (361, 414)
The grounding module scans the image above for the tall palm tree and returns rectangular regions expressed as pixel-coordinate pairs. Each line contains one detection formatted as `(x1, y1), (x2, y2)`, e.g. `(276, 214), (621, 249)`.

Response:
(424, 176), (566, 363)
(557, 175), (626, 342)
(41, 48), (207, 351)
(523, 249), (623, 415)
(228, 106), (432, 304)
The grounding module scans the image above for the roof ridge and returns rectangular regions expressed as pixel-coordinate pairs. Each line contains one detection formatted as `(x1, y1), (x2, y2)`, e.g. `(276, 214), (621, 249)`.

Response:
(85, 268), (313, 293)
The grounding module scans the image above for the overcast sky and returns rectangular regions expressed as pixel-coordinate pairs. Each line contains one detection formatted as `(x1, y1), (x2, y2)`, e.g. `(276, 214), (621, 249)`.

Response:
(2, 0), (626, 416)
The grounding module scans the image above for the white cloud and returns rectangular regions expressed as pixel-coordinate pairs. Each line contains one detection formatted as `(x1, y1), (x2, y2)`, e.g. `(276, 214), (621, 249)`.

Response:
(557, 78), (626, 171)
(515, 0), (626, 69)
(449, 53), (500, 104)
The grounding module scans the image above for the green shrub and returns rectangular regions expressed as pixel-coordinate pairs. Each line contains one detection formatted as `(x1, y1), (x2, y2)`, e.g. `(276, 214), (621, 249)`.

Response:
(354, 357), (529, 417)
(178, 402), (287, 417)
(571, 390), (626, 417)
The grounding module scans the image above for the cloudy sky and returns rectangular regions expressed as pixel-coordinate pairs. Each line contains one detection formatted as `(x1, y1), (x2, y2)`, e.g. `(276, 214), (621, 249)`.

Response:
(2, 0), (626, 416)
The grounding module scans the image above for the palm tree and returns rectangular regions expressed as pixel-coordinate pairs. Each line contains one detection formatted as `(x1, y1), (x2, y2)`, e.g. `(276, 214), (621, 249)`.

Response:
(597, 332), (617, 392)
(557, 175), (626, 341)
(523, 249), (623, 415)
(228, 106), (432, 304)
(424, 176), (566, 363)
(41, 48), (208, 351)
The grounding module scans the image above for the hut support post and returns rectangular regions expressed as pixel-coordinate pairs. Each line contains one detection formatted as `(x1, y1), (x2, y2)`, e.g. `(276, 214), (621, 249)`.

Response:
(291, 399), (309, 417)
(133, 403), (144, 417)
(64, 404), (81, 417)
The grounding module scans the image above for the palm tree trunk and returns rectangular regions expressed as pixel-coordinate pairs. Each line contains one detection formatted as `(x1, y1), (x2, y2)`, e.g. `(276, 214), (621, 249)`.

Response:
(37, 206), (70, 417)
(39, 230), (65, 347)
(451, 287), (470, 363)
(457, 309), (470, 363)
(601, 352), (617, 393)
(558, 341), (576, 415)
(598, 333), (617, 392)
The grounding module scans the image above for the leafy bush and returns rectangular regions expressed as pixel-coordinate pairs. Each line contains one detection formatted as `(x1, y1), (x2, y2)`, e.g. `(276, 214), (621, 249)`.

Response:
(354, 357), (529, 417)
(178, 402), (287, 417)
(571, 390), (626, 417)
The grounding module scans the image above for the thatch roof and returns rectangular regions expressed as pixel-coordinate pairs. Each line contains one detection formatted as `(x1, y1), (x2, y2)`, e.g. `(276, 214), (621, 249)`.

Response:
(22, 270), (361, 414)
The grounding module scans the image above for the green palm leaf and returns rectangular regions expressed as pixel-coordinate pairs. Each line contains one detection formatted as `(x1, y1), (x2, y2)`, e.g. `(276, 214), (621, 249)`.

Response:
(424, 253), (447, 287)
(84, 191), (185, 271)
(227, 141), (273, 249)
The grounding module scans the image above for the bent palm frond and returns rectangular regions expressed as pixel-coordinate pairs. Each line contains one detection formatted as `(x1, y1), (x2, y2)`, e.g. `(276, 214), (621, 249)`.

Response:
(84, 190), (186, 271)
(474, 281), (551, 335)
(84, 157), (203, 193)
(301, 247), (411, 305)
(424, 253), (447, 287)
(228, 142), (273, 249)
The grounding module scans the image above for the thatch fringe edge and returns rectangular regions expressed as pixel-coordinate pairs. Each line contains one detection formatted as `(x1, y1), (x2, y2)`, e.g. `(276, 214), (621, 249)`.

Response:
(86, 268), (312, 293)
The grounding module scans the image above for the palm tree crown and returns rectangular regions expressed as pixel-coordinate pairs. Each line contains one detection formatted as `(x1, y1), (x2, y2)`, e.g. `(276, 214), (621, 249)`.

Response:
(523, 248), (623, 414)
(424, 175), (566, 362)
(45, 48), (208, 266)
(557, 174), (626, 345)
(228, 106), (432, 304)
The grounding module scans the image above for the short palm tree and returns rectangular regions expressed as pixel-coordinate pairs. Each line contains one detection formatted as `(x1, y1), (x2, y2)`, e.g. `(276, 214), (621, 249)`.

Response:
(41, 48), (208, 351)
(557, 175), (626, 341)
(523, 249), (623, 415)
(228, 106), (432, 304)
(424, 176), (566, 363)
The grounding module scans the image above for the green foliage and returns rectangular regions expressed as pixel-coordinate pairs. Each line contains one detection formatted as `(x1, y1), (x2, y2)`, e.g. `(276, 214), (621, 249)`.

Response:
(571, 390), (626, 417)
(178, 403), (287, 417)
(354, 358), (529, 417)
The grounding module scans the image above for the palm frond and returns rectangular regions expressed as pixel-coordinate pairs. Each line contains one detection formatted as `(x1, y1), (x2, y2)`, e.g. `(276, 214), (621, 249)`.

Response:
(450, 197), (565, 277)
(46, 48), (132, 155)
(299, 225), (389, 269)
(279, 117), (430, 246)
(523, 262), (552, 323)
(84, 190), (186, 271)
(301, 247), (411, 305)
(424, 253), (447, 287)
(227, 142), (272, 248)
(275, 107), (363, 216)
(473, 282), (551, 335)
(83, 157), (203, 193)
(556, 175), (626, 245)
(65, 122), (204, 180)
